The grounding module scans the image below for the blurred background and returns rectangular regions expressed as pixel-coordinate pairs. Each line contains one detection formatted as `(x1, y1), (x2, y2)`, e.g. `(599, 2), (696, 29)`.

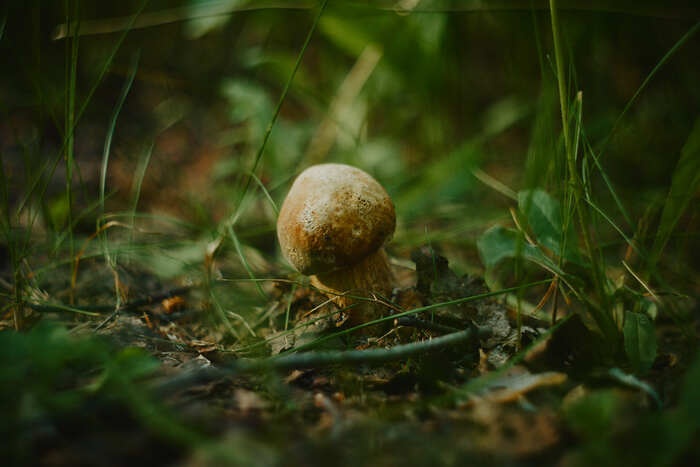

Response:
(1, 0), (699, 293)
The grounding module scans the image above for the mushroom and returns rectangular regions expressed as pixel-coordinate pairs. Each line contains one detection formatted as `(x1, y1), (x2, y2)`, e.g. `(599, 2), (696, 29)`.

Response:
(277, 163), (396, 326)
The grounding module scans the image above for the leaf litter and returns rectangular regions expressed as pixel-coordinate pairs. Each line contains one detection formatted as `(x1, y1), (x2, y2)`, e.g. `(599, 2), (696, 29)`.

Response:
(3, 248), (697, 466)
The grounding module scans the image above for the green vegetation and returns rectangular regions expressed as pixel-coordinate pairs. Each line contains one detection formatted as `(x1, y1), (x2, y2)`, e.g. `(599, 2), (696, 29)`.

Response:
(1, 1), (698, 465)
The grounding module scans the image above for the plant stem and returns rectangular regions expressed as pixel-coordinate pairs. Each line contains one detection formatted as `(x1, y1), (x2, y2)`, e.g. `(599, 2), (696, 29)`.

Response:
(262, 327), (488, 371)
(65, 0), (79, 298)
(549, 0), (617, 341)
(231, 0), (329, 219)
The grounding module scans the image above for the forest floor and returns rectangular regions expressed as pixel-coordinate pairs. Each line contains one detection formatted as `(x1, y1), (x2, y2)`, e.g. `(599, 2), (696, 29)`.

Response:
(3, 247), (698, 467)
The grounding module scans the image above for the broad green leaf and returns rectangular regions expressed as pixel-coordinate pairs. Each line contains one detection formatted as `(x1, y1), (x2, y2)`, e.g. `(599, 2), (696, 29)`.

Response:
(477, 225), (564, 275)
(649, 117), (700, 269)
(623, 311), (657, 375)
(518, 189), (582, 263)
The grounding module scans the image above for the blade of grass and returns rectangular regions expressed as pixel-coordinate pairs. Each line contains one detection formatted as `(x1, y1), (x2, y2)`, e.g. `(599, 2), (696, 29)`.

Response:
(453, 313), (573, 397)
(284, 283), (297, 331)
(16, 0), (149, 221)
(29, 300), (102, 317)
(98, 50), (140, 263)
(286, 279), (553, 354)
(584, 198), (641, 257)
(209, 287), (240, 340)
(234, 301), (359, 355)
(53, 1), (318, 39)
(100, 50), (140, 224)
(52, 190), (118, 256)
(228, 0), (328, 222)
(597, 21), (700, 160)
(648, 118), (700, 272)
(226, 224), (266, 298)
(128, 141), (154, 262)
(91, 49), (140, 307)
(15, 3), (149, 305)
(52, 1), (698, 40)
(242, 169), (279, 215)
(0, 9), (6, 40)
(582, 133), (633, 229)
(0, 148), (24, 329)
(64, 0), (80, 272)
(550, 0), (617, 342)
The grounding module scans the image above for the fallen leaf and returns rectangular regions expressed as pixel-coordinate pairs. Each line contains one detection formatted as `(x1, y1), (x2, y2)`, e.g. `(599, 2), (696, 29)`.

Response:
(234, 389), (269, 413)
(161, 296), (186, 313)
(465, 366), (568, 405)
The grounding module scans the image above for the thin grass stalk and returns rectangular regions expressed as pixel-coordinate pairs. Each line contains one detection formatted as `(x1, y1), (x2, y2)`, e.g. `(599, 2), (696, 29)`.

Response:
(0, 151), (23, 329)
(549, 0), (617, 342)
(128, 142), (153, 260)
(288, 279), (553, 354)
(227, 224), (266, 298)
(97, 50), (140, 272)
(229, 0), (328, 221)
(17, 0), (149, 222)
(65, 0), (80, 303)
(597, 21), (700, 162)
(284, 284), (297, 331)
(0, 12), (22, 328)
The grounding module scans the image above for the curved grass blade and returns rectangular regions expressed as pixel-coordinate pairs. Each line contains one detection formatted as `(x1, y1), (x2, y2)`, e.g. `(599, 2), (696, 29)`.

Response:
(128, 141), (154, 258)
(229, 0), (328, 221)
(286, 279), (553, 354)
(648, 118), (700, 271)
(16, 0), (150, 220)
(100, 50), (140, 225)
(226, 224), (266, 298)
(597, 20), (700, 160)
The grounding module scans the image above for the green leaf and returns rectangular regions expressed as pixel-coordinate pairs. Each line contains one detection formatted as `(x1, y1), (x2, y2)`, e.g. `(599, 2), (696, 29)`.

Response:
(649, 117), (700, 269)
(607, 368), (661, 408)
(183, 0), (242, 39)
(477, 225), (564, 275)
(623, 311), (657, 374)
(518, 188), (581, 263)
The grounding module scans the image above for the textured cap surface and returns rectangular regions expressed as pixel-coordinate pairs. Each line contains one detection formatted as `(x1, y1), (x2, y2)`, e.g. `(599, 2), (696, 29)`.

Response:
(277, 163), (395, 275)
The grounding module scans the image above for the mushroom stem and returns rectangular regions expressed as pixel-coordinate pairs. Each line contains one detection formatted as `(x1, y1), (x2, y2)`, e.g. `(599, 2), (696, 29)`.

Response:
(310, 249), (393, 325)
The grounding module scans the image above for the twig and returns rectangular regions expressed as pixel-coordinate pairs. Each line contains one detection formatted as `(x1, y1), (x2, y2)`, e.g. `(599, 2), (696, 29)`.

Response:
(93, 309), (119, 331)
(236, 326), (490, 372)
(153, 326), (491, 394)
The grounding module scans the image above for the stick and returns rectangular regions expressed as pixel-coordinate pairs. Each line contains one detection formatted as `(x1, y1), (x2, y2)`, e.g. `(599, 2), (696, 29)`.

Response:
(153, 326), (490, 394)
(236, 326), (489, 372)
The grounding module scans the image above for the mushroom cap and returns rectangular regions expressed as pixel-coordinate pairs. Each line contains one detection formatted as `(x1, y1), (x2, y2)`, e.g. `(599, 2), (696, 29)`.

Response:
(277, 163), (395, 275)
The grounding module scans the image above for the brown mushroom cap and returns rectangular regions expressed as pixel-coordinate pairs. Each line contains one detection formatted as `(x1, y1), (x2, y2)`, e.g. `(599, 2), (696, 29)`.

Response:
(277, 163), (395, 275)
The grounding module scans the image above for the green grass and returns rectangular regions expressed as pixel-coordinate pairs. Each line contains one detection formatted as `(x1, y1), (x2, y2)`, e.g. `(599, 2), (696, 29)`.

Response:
(2, 1), (696, 351)
(1, 1), (698, 464)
